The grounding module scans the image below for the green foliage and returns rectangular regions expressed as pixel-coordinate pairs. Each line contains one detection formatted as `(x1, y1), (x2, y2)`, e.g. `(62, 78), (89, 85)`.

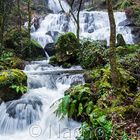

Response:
(10, 84), (28, 94)
(116, 0), (133, 9)
(78, 39), (108, 69)
(0, 69), (27, 102)
(134, 92), (140, 108)
(56, 84), (96, 121)
(0, 51), (14, 62)
(77, 110), (113, 140)
(0, 69), (27, 90)
(117, 44), (140, 84)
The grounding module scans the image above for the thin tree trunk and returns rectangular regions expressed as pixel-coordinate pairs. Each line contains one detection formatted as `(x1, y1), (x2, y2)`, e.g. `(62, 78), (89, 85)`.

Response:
(76, 0), (82, 41)
(17, 0), (23, 51)
(106, 0), (120, 89)
(0, 0), (5, 53)
(28, 0), (31, 41)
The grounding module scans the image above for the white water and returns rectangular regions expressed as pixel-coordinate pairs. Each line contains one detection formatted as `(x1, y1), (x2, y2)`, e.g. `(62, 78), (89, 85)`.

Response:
(48, 0), (70, 13)
(32, 11), (133, 47)
(0, 61), (84, 140)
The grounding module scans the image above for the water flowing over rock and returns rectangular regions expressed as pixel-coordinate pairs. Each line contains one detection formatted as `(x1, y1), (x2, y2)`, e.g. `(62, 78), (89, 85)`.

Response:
(0, 60), (84, 139)
(32, 11), (134, 47)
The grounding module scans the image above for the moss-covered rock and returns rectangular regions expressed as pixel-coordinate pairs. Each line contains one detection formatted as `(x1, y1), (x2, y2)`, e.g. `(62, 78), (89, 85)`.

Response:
(54, 32), (80, 64)
(117, 44), (140, 84)
(78, 40), (108, 69)
(4, 27), (46, 60)
(117, 34), (126, 46)
(0, 69), (27, 102)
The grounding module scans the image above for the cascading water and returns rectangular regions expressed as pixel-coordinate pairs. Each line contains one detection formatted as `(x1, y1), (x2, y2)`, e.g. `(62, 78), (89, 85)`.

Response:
(32, 9), (134, 47)
(0, 60), (84, 140)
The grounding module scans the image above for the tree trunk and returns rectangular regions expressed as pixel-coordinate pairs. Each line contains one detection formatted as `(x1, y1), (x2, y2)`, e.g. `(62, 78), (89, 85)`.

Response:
(76, 0), (82, 41)
(106, 0), (120, 89)
(0, 0), (5, 53)
(28, 0), (31, 41)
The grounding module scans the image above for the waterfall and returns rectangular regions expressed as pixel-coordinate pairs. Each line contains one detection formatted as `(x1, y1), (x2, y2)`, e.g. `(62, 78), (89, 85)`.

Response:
(47, 0), (70, 13)
(32, 11), (133, 47)
(0, 1), (134, 140)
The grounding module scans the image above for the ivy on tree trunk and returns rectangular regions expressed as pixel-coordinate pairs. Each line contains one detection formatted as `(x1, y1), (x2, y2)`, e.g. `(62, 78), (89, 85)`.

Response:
(106, 0), (120, 89)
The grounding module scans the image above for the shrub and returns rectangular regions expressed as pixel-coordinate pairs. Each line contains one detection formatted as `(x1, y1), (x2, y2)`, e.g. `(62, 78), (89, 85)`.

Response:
(56, 84), (97, 121)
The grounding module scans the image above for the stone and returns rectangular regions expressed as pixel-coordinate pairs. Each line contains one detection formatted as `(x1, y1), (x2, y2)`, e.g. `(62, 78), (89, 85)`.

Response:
(44, 43), (56, 56)
(0, 69), (27, 102)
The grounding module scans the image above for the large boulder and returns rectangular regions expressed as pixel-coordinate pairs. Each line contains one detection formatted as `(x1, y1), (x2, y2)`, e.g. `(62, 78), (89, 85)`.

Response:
(78, 40), (108, 69)
(0, 69), (27, 102)
(54, 32), (80, 64)
(4, 27), (46, 60)
(125, 8), (140, 43)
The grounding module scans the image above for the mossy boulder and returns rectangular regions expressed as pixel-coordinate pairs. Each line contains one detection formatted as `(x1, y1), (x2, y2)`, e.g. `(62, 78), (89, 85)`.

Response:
(117, 34), (126, 46)
(117, 44), (140, 84)
(54, 32), (80, 64)
(4, 27), (46, 60)
(78, 40), (108, 69)
(0, 69), (27, 102)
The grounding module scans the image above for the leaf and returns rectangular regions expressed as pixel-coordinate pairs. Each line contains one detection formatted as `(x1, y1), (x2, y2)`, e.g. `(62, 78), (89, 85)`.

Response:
(86, 101), (93, 115)
(68, 100), (77, 118)
(78, 103), (83, 116)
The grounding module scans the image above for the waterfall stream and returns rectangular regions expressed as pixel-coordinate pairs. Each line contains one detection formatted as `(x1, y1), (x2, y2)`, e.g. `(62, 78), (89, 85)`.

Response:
(0, 60), (84, 140)
(0, 0), (134, 139)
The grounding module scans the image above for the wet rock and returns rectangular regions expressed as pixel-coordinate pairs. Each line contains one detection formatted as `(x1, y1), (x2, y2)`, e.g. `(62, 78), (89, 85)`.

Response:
(33, 17), (40, 30)
(118, 19), (135, 27)
(6, 96), (42, 119)
(71, 81), (83, 87)
(46, 31), (60, 41)
(131, 27), (140, 43)
(88, 28), (94, 33)
(44, 43), (56, 56)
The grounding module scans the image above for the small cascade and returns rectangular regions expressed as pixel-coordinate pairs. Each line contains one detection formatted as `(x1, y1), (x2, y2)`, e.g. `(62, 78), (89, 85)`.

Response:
(0, 61), (84, 140)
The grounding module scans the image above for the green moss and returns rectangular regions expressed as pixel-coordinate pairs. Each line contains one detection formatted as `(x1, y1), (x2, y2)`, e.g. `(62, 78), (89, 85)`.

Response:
(0, 69), (27, 89)
(55, 32), (80, 64)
